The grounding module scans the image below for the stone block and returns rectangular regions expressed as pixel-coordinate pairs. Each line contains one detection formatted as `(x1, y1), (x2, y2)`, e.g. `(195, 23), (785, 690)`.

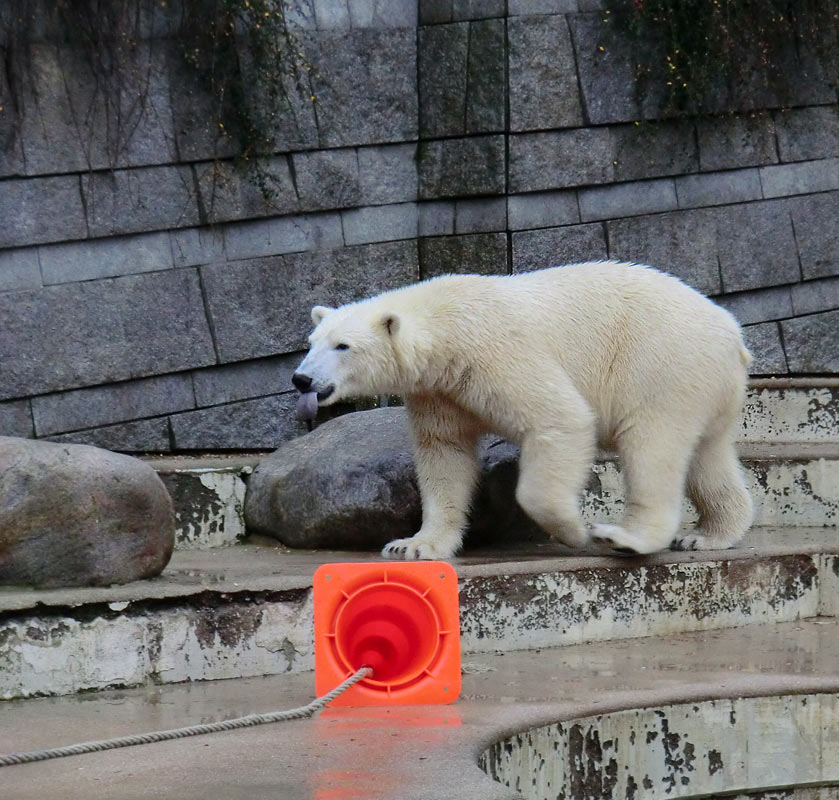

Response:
(419, 135), (505, 198)
(314, 0), (351, 28)
(32, 374), (195, 437)
(512, 224), (607, 273)
(292, 149), (360, 210)
(697, 112), (778, 172)
(223, 212), (344, 261)
(192, 354), (304, 407)
(419, 0), (453, 23)
(782, 310), (839, 373)
(201, 240), (418, 361)
(304, 29), (417, 147)
(48, 418), (172, 453)
(714, 201), (800, 292)
(507, 191), (580, 231)
(760, 158), (839, 199)
(194, 158), (299, 223)
(454, 197), (507, 233)
(83, 166), (200, 238)
(0, 269), (216, 400)
(418, 201), (456, 236)
(509, 129), (613, 193)
(0, 176), (87, 249)
(343, 203), (418, 245)
(742, 322), (788, 375)
(788, 192), (839, 280)
(568, 13), (667, 125)
(509, 0), (578, 12)
(452, 0), (506, 18)
(790, 277), (839, 317)
(775, 106), (839, 163)
(611, 120), (698, 182)
(714, 286), (793, 326)
(508, 15), (583, 132)
(419, 232), (508, 278)
(418, 23), (468, 137)
(579, 178), (677, 222)
(607, 208), (721, 294)
(358, 143), (418, 204)
(0, 400), (33, 438)
(0, 438), (174, 588)
(170, 227), (226, 268)
(0, 248), (42, 292)
(38, 232), (174, 285)
(348, 0), (417, 28)
(170, 393), (303, 450)
(465, 19), (506, 133)
(675, 169), (762, 209)
(0, 56), (24, 178)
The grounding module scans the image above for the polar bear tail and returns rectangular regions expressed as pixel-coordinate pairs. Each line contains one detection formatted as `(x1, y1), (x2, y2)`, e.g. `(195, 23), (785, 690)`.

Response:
(738, 343), (753, 367)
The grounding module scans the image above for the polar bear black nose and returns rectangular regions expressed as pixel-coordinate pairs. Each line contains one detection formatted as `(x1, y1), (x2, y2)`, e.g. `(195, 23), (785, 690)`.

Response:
(292, 373), (313, 392)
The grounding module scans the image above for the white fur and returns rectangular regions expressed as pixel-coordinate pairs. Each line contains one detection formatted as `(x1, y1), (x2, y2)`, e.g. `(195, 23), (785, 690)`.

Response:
(295, 261), (754, 560)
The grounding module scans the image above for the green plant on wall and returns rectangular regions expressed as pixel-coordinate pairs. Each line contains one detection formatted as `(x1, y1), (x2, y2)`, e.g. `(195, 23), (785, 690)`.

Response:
(0, 0), (311, 206)
(606, 0), (839, 116)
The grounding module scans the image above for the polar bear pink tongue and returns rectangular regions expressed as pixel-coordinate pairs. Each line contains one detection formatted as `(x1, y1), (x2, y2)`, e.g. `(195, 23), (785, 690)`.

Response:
(296, 391), (319, 422)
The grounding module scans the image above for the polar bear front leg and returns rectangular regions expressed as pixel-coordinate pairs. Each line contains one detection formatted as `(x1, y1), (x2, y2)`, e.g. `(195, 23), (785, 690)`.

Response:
(382, 396), (481, 561)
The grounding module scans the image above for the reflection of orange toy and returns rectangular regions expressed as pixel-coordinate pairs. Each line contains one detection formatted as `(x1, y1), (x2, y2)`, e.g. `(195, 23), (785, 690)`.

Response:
(313, 562), (461, 707)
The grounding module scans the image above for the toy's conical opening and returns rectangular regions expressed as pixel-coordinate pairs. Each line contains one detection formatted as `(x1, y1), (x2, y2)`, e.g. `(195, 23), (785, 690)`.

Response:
(334, 583), (441, 686)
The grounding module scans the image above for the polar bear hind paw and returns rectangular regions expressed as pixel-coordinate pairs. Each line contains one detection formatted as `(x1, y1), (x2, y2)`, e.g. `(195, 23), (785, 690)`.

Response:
(381, 535), (458, 561)
(671, 532), (737, 551)
(591, 523), (665, 556)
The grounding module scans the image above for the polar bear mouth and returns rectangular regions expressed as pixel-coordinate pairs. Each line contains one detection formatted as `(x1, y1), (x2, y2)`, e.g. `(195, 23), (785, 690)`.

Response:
(316, 386), (335, 402)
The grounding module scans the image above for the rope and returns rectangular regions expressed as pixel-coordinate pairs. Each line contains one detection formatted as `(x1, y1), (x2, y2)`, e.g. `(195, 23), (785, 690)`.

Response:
(0, 666), (372, 768)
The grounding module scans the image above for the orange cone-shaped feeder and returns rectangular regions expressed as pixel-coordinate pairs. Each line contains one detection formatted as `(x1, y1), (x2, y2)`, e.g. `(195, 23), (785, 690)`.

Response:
(313, 561), (461, 707)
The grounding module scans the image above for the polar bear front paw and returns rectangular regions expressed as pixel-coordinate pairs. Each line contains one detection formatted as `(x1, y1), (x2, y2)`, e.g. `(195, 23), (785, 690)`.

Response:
(671, 532), (737, 551)
(591, 523), (660, 555)
(381, 534), (459, 561)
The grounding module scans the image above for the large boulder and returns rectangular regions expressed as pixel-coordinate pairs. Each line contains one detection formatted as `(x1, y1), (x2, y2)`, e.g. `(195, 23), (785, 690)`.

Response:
(245, 407), (549, 550)
(0, 437), (175, 588)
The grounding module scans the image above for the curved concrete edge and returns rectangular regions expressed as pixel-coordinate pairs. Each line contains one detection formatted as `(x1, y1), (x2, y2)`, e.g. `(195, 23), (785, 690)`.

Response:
(480, 691), (839, 800)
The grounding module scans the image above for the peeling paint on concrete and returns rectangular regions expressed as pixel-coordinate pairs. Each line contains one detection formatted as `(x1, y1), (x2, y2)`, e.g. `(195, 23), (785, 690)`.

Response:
(820, 554), (839, 617)
(460, 554), (821, 653)
(742, 386), (839, 443)
(0, 590), (313, 699)
(158, 468), (247, 549)
(481, 694), (839, 800)
(583, 457), (839, 528)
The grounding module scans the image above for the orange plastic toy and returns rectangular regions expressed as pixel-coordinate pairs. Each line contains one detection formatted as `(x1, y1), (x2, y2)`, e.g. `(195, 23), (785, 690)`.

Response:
(313, 561), (461, 707)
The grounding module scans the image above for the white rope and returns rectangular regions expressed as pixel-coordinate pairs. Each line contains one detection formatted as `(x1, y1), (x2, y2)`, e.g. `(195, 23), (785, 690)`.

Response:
(0, 666), (372, 768)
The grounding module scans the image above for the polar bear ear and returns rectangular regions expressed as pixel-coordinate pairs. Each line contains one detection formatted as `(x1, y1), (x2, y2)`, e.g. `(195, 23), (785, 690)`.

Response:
(381, 312), (401, 336)
(311, 305), (335, 326)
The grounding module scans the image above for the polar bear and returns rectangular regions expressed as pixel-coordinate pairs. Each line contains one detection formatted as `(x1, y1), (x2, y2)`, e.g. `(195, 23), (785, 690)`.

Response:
(292, 261), (753, 560)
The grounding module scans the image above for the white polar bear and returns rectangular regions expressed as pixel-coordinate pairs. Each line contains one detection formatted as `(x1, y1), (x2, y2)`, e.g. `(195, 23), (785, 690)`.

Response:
(292, 261), (753, 560)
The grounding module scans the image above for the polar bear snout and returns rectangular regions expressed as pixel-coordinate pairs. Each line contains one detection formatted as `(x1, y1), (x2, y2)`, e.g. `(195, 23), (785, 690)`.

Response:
(292, 372), (312, 392)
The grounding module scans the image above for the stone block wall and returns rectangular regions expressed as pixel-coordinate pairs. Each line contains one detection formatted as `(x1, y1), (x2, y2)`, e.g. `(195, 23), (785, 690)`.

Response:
(1, 0), (838, 451)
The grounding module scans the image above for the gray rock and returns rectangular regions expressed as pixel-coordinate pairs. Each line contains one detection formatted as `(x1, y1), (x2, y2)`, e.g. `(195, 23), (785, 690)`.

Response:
(790, 276), (839, 317)
(201, 241), (418, 362)
(419, 135), (506, 198)
(0, 269), (216, 400)
(465, 19), (506, 133)
(293, 149), (360, 210)
(759, 158), (839, 199)
(454, 198), (507, 234)
(419, 232), (508, 278)
(0, 437), (175, 587)
(611, 120), (698, 182)
(342, 202), (419, 245)
(512, 224), (608, 273)
(192, 354), (303, 407)
(578, 178), (678, 223)
(418, 201), (456, 237)
(47, 418), (172, 453)
(0, 176), (87, 249)
(418, 23), (469, 137)
(781, 310), (839, 374)
(244, 408), (548, 551)
(697, 112), (778, 172)
(0, 248), (42, 292)
(775, 106), (839, 163)
(508, 15), (583, 132)
(357, 144), (418, 204)
(674, 169), (762, 210)
(714, 286), (793, 326)
(507, 191), (580, 231)
(245, 408), (421, 549)
(787, 192), (839, 280)
(742, 322), (788, 375)
(304, 29), (417, 147)
(0, 401), (33, 439)
(509, 129), (613, 193)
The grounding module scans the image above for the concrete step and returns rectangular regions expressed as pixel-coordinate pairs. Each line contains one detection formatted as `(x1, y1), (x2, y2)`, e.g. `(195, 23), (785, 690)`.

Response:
(152, 443), (839, 550)
(1, 528), (836, 699)
(1, 619), (837, 800)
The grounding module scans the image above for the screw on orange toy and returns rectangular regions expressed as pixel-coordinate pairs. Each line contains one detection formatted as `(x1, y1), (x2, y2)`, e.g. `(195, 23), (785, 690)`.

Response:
(313, 561), (461, 707)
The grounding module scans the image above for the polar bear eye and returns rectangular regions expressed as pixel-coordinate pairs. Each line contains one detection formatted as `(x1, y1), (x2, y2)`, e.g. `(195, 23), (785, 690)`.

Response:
(334, 343), (350, 351)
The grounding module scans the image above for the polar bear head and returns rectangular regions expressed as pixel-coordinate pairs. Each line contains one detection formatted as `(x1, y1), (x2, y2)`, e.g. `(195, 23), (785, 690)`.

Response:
(292, 301), (406, 406)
